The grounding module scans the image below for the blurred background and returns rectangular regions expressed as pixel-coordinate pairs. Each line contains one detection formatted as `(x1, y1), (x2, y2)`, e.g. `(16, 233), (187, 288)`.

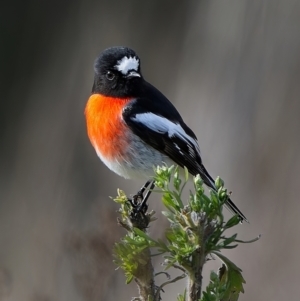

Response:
(1, 0), (300, 300)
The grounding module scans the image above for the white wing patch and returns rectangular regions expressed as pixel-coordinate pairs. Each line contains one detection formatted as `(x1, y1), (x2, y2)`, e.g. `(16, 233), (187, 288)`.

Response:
(132, 113), (201, 155)
(115, 56), (139, 75)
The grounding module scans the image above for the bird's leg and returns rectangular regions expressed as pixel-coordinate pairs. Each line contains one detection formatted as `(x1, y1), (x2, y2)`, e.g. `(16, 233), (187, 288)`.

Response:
(139, 181), (155, 210)
(127, 180), (155, 229)
(129, 180), (155, 213)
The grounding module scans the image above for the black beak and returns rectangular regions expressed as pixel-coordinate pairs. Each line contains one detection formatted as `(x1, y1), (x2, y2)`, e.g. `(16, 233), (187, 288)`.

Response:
(126, 71), (141, 78)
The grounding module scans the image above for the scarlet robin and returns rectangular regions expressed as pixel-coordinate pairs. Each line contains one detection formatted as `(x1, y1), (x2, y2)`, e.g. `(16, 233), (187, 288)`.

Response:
(85, 46), (247, 222)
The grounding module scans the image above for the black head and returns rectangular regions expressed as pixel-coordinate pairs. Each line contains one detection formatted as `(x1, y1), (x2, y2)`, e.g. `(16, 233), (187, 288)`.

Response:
(92, 46), (144, 97)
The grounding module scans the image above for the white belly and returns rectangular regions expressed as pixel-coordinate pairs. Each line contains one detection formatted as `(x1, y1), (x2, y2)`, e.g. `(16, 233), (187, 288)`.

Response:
(94, 133), (174, 180)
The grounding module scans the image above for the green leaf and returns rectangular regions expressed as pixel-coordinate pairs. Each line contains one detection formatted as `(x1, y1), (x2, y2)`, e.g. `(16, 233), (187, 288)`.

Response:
(184, 166), (189, 182)
(156, 239), (170, 253)
(172, 190), (184, 209)
(161, 210), (176, 223)
(221, 234), (238, 247)
(213, 252), (245, 300)
(126, 274), (134, 284)
(215, 177), (224, 190)
(161, 193), (177, 212)
(177, 289), (186, 301)
(224, 215), (240, 229)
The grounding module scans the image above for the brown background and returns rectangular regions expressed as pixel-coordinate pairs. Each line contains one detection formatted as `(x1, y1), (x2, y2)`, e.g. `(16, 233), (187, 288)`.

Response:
(1, 1), (300, 300)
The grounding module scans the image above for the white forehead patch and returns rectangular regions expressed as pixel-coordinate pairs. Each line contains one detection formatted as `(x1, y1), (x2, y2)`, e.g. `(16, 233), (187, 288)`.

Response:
(115, 56), (139, 75)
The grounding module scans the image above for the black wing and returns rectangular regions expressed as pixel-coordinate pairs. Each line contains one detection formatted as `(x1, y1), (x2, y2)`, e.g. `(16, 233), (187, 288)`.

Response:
(123, 82), (248, 222)
(122, 81), (214, 185)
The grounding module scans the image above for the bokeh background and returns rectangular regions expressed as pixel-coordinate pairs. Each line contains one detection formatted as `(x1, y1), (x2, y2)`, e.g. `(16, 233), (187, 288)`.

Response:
(1, 0), (300, 300)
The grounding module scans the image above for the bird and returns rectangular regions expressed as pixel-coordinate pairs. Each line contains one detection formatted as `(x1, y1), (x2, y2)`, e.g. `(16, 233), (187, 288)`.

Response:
(85, 46), (248, 222)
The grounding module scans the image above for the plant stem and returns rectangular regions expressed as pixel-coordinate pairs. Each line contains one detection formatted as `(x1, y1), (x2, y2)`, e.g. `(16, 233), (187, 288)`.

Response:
(188, 248), (205, 301)
(134, 246), (155, 301)
(187, 220), (206, 301)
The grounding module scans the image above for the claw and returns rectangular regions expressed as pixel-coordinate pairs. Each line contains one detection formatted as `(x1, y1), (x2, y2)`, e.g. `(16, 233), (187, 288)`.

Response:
(128, 180), (154, 213)
(127, 180), (155, 229)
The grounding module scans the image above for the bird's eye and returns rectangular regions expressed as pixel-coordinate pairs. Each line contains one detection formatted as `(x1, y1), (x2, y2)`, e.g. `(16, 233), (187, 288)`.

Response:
(106, 71), (115, 80)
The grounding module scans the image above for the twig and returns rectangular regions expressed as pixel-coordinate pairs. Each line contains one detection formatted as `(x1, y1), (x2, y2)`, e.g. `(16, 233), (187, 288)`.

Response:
(154, 274), (187, 301)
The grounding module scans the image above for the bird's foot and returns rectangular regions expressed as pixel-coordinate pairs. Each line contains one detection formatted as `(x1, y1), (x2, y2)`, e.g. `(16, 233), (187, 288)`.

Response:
(127, 180), (155, 229)
(128, 180), (154, 213)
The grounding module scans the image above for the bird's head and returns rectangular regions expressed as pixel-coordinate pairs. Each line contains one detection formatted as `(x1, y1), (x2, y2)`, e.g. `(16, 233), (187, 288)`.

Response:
(92, 46), (143, 97)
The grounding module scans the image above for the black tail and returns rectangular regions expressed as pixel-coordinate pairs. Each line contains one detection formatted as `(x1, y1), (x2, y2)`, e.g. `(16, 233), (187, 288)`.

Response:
(224, 196), (248, 223)
(197, 163), (248, 223)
